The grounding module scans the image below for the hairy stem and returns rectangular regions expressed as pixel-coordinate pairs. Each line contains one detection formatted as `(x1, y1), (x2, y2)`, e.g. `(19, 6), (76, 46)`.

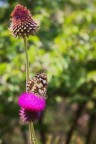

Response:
(23, 37), (38, 144)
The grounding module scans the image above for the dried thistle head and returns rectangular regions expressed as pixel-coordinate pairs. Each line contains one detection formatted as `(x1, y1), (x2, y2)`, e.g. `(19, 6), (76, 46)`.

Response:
(9, 4), (39, 37)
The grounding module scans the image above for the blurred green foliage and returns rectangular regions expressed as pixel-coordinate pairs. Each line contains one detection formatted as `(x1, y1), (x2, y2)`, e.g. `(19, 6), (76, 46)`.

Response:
(0, 0), (96, 144)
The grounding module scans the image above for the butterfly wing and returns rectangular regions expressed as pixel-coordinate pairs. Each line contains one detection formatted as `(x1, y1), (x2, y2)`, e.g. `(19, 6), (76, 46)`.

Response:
(27, 72), (47, 97)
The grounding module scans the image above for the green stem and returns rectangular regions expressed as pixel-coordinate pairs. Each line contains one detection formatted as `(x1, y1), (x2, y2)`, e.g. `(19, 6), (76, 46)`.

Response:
(23, 37), (38, 144)
(29, 122), (38, 144)
(23, 37), (29, 89)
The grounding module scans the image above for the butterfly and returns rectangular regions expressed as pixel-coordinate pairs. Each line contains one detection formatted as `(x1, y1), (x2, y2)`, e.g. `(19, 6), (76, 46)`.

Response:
(27, 72), (47, 97)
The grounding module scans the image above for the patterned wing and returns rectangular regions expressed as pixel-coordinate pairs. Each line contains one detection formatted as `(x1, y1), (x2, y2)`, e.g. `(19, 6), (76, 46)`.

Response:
(27, 72), (47, 97)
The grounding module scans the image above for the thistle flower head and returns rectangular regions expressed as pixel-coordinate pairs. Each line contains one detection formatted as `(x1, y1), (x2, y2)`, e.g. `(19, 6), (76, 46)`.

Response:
(18, 92), (46, 112)
(9, 4), (39, 37)
(19, 108), (41, 122)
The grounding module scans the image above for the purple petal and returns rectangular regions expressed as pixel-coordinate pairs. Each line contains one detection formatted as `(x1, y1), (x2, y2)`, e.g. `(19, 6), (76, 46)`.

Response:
(18, 92), (46, 112)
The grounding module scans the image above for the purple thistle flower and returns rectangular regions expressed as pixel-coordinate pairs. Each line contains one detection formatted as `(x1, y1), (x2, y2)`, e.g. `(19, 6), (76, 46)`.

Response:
(18, 92), (46, 122)
(18, 92), (46, 112)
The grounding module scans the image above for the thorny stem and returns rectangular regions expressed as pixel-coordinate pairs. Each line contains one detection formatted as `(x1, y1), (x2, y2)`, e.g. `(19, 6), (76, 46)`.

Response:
(23, 37), (38, 144)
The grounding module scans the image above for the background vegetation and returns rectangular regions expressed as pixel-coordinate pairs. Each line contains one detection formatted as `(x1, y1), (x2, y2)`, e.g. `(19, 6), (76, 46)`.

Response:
(0, 0), (96, 144)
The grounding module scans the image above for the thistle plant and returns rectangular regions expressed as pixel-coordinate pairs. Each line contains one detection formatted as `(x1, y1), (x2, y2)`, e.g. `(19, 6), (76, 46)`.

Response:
(9, 4), (47, 144)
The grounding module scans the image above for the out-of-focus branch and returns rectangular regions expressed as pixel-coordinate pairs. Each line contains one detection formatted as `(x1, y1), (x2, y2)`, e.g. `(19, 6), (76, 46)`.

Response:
(65, 102), (86, 144)
(38, 111), (46, 144)
(85, 102), (96, 144)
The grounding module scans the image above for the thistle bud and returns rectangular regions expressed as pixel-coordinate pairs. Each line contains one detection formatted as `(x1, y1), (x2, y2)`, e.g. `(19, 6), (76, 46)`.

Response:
(9, 4), (39, 37)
